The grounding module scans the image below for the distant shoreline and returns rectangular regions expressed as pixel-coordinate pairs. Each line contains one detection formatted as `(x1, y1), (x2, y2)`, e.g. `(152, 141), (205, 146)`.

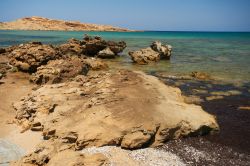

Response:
(0, 29), (249, 33)
(0, 16), (135, 32)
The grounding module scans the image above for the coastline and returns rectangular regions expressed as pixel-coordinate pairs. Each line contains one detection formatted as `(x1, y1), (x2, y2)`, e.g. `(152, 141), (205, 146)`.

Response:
(1, 70), (249, 165)
(0, 34), (249, 165)
(0, 16), (135, 32)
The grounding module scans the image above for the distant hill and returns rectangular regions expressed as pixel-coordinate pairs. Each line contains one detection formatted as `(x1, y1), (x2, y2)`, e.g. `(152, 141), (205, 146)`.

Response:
(0, 16), (133, 32)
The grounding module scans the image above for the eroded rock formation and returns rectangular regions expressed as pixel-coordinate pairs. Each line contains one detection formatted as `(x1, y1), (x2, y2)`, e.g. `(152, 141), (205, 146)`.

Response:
(82, 35), (126, 57)
(12, 69), (218, 165)
(8, 42), (59, 72)
(0, 35), (221, 165)
(57, 38), (85, 56)
(129, 41), (172, 64)
(30, 56), (90, 84)
(150, 41), (172, 60)
(129, 47), (160, 65)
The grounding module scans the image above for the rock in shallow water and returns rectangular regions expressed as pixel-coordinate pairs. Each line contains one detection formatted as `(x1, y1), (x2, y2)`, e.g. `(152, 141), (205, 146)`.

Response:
(97, 47), (115, 59)
(129, 41), (172, 64)
(57, 38), (85, 56)
(150, 41), (172, 60)
(82, 35), (126, 57)
(129, 47), (160, 64)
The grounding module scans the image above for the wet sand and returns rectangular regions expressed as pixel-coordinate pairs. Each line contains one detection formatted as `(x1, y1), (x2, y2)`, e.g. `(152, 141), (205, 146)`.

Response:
(0, 72), (41, 164)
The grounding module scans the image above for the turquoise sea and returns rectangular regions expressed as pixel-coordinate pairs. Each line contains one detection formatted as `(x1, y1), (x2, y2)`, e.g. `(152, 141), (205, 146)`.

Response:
(0, 30), (250, 83)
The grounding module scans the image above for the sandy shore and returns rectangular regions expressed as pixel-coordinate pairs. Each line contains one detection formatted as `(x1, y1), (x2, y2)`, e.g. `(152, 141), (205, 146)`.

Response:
(0, 72), (41, 164)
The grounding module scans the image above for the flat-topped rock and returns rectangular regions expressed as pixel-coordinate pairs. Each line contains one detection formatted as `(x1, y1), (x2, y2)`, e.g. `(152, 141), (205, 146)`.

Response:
(13, 70), (218, 156)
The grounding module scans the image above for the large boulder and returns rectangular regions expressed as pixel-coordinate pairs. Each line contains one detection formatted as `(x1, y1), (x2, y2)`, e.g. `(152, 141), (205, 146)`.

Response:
(30, 56), (89, 84)
(106, 41), (126, 55)
(14, 70), (218, 153)
(57, 38), (85, 56)
(82, 35), (126, 57)
(129, 47), (160, 64)
(82, 35), (107, 56)
(129, 41), (173, 64)
(150, 41), (172, 59)
(9, 42), (58, 72)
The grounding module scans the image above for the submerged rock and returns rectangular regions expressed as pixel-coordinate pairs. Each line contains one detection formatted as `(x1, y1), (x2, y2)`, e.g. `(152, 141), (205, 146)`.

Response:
(129, 47), (160, 64)
(191, 71), (211, 80)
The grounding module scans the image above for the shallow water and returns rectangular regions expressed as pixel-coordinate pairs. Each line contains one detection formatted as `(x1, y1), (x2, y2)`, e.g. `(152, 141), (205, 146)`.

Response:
(0, 139), (25, 165)
(1, 30), (250, 83)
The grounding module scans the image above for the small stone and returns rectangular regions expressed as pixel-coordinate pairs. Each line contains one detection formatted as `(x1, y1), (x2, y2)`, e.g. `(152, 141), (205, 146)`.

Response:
(97, 47), (115, 58)
(31, 126), (44, 131)
(62, 132), (78, 143)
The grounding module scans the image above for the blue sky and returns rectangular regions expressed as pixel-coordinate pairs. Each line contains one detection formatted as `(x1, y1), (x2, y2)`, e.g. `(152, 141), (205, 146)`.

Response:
(0, 0), (250, 31)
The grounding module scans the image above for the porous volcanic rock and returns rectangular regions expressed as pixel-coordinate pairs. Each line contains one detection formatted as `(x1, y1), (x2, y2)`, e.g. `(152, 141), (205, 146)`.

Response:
(82, 35), (126, 57)
(30, 56), (90, 84)
(150, 41), (172, 59)
(8, 42), (58, 72)
(57, 38), (85, 56)
(129, 41), (173, 64)
(13, 70), (218, 154)
(106, 41), (126, 55)
(129, 47), (160, 64)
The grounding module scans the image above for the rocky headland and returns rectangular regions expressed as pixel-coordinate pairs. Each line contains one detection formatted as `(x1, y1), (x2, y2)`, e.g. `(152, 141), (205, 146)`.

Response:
(2, 34), (248, 165)
(0, 16), (133, 32)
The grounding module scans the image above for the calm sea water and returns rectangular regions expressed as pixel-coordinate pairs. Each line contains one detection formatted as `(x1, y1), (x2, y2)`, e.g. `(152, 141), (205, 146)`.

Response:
(0, 30), (250, 83)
